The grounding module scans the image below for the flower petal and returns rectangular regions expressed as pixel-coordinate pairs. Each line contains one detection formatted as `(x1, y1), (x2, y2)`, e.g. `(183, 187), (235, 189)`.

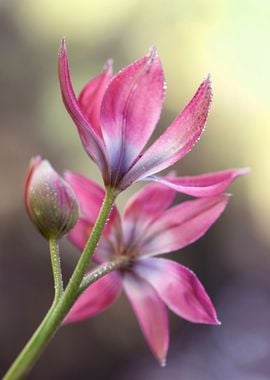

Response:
(64, 271), (122, 323)
(100, 47), (165, 181)
(138, 194), (229, 257)
(123, 271), (169, 366)
(58, 38), (108, 175)
(68, 217), (91, 251)
(79, 60), (113, 137)
(64, 171), (120, 229)
(64, 171), (104, 217)
(120, 77), (212, 189)
(134, 258), (220, 324)
(123, 182), (176, 247)
(67, 216), (115, 263)
(143, 168), (249, 197)
(65, 172), (122, 262)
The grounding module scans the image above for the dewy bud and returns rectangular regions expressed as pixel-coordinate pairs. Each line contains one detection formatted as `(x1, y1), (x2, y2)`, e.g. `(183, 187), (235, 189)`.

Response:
(24, 156), (79, 240)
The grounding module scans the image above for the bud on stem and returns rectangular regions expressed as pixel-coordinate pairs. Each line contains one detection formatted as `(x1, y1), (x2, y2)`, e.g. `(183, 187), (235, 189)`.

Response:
(24, 157), (79, 239)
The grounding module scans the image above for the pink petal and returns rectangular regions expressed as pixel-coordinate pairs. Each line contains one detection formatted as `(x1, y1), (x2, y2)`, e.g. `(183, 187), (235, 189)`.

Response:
(100, 47), (165, 180)
(138, 194), (229, 257)
(79, 60), (113, 137)
(134, 258), (220, 324)
(64, 271), (122, 323)
(143, 168), (249, 197)
(64, 171), (120, 230)
(120, 77), (212, 189)
(68, 217), (92, 251)
(123, 182), (176, 247)
(65, 172), (122, 261)
(123, 271), (169, 366)
(67, 216), (115, 263)
(58, 38), (108, 175)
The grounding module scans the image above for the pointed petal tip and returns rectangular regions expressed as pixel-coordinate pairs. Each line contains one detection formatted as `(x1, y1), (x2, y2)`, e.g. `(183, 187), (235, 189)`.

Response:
(209, 316), (221, 325)
(59, 37), (67, 56)
(146, 46), (159, 65)
(206, 73), (211, 82)
(148, 45), (158, 58)
(104, 59), (113, 73)
(209, 312), (221, 325)
(204, 74), (212, 93)
(159, 356), (167, 367)
(237, 167), (251, 176)
(199, 74), (212, 102)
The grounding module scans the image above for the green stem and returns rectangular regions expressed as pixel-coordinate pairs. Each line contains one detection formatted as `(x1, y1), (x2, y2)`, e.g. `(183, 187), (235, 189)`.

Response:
(49, 238), (63, 303)
(3, 187), (117, 380)
(79, 255), (130, 294)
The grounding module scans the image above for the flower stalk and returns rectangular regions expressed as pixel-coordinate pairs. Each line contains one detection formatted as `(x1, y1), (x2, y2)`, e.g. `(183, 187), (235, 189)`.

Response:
(49, 238), (63, 304)
(79, 255), (130, 294)
(3, 187), (117, 380)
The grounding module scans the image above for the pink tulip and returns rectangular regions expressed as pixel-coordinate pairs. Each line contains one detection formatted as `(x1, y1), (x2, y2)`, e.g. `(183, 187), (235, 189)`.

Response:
(64, 173), (231, 365)
(58, 39), (247, 194)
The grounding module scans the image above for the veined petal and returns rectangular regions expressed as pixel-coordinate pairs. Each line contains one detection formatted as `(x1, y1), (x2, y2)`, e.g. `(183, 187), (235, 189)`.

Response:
(134, 258), (220, 324)
(138, 194), (229, 257)
(79, 60), (113, 137)
(123, 182), (176, 247)
(120, 77), (212, 189)
(58, 38), (108, 175)
(64, 272), (122, 323)
(100, 47), (165, 182)
(143, 168), (249, 197)
(123, 271), (169, 366)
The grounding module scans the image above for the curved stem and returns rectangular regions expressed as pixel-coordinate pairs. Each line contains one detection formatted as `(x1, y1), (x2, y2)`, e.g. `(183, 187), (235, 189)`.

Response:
(3, 187), (117, 380)
(79, 255), (130, 294)
(49, 238), (63, 303)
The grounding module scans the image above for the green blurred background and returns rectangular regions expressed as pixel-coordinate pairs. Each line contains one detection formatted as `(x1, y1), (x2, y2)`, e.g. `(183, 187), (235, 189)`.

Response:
(0, 0), (269, 379)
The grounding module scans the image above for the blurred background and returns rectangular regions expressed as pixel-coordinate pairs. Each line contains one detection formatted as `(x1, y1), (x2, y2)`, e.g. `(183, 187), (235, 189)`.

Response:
(0, 0), (269, 379)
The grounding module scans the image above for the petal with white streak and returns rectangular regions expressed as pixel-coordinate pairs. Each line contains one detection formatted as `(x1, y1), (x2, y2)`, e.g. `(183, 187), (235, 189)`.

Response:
(123, 182), (176, 247)
(138, 194), (229, 257)
(134, 258), (220, 324)
(120, 77), (212, 189)
(123, 271), (169, 366)
(100, 47), (165, 180)
(143, 168), (249, 197)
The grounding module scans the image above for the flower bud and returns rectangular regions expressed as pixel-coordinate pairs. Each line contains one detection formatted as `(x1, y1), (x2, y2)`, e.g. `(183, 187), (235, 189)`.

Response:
(24, 156), (79, 239)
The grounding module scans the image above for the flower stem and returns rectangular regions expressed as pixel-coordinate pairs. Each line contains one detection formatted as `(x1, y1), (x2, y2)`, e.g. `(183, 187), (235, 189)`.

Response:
(49, 238), (63, 304)
(79, 255), (130, 295)
(3, 187), (117, 380)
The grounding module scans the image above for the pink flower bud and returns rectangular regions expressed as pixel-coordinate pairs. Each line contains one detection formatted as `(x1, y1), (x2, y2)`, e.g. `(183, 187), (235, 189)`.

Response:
(24, 157), (79, 239)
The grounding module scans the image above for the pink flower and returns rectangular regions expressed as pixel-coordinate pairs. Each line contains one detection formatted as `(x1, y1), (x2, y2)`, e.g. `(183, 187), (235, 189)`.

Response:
(58, 39), (247, 194)
(64, 173), (230, 365)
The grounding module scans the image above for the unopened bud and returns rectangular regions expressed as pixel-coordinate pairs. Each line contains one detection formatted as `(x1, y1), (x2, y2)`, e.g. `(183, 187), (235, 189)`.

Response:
(24, 156), (79, 239)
